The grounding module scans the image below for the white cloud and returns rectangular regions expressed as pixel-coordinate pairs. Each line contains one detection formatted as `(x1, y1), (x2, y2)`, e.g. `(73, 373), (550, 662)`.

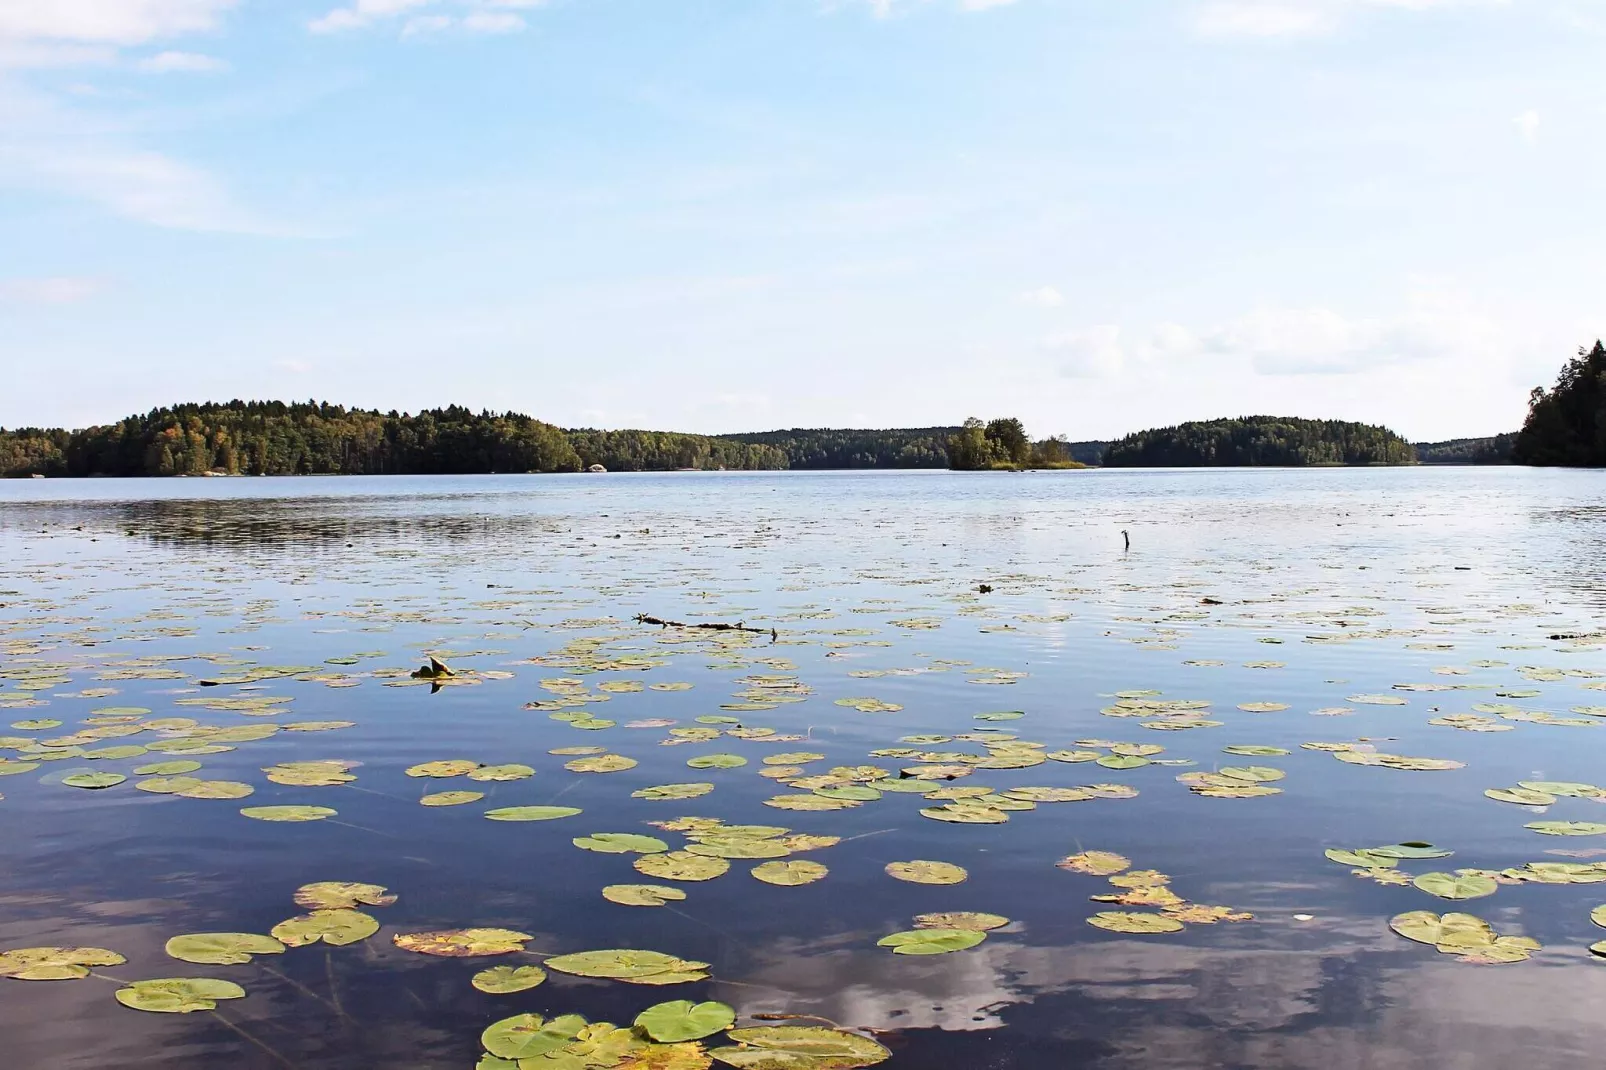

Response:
(1016, 285), (1064, 308)
(0, 275), (105, 303)
(1194, 0), (1512, 39)
(0, 0), (237, 45)
(1043, 324), (1125, 378)
(1514, 109), (1540, 142)
(311, 0), (542, 35)
(137, 49), (227, 72)
(959, 0), (1020, 10)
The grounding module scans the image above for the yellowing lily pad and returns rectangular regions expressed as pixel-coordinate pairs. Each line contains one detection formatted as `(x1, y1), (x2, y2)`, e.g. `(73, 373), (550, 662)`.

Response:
(393, 928), (533, 957)
(241, 805), (336, 822)
(751, 860), (827, 886)
(406, 760), (480, 778)
(271, 910), (379, 947)
(603, 884), (689, 907)
(913, 912), (1008, 931)
(294, 882), (397, 910)
(485, 806), (582, 822)
(635, 852), (730, 882)
(0, 946), (126, 981)
(1087, 912), (1185, 934)
(1058, 851), (1132, 876)
(566, 754), (638, 773)
(575, 833), (670, 854)
(421, 790), (484, 806)
(709, 1027), (890, 1069)
(885, 860), (967, 885)
(545, 948), (711, 984)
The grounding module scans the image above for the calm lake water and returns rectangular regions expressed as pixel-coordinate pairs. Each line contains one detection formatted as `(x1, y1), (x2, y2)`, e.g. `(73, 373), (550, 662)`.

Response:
(3, 467), (1606, 1069)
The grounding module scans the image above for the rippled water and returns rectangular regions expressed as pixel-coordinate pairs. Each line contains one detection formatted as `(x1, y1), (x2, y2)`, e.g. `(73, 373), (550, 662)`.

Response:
(2, 468), (1605, 1069)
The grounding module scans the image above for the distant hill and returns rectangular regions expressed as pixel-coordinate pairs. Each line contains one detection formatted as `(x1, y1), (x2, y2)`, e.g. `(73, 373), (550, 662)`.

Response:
(1413, 434), (1516, 465)
(1102, 416), (1413, 467)
(716, 427), (1108, 468)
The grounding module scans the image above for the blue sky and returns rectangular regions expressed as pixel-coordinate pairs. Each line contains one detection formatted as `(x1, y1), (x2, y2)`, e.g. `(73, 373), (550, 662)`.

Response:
(2, 0), (1602, 441)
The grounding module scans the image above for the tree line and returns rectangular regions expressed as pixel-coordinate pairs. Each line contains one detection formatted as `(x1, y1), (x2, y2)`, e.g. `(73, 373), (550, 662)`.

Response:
(1101, 416), (1415, 467)
(945, 418), (1085, 470)
(1512, 342), (1606, 466)
(0, 402), (785, 477)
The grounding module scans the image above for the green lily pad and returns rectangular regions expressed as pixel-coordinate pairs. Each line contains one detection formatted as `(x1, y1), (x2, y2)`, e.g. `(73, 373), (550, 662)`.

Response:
(165, 932), (285, 965)
(635, 852), (730, 881)
(0, 946), (126, 980)
(1518, 781), (1600, 798)
(472, 965), (548, 993)
(633, 783), (715, 801)
(602, 884), (688, 907)
(115, 977), (246, 1013)
(1485, 787), (1558, 806)
(468, 764), (536, 782)
(421, 790), (484, 806)
(545, 948), (711, 984)
(1413, 872), (1498, 900)
(1526, 821), (1606, 836)
(270, 910), (379, 947)
(241, 805), (336, 822)
(1088, 912), (1185, 934)
(878, 928), (986, 955)
(482, 1013), (588, 1060)
(751, 860), (827, 886)
(574, 833), (670, 854)
(566, 754), (637, 773)
(135, 776), (204, 795)
(132, 760), (203, 776)
(913, 912), (1009, 931)
(635, 1000), (736, 1042)
(61, 771), (124, 789)
(485, 806), (582, 822)
(686, 754), (747, 769)
(1222, 745), (1290, 756)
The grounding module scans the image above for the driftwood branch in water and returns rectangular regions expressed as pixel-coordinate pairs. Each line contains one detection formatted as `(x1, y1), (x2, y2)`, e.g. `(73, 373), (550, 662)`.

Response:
(635, 614), (777, 641)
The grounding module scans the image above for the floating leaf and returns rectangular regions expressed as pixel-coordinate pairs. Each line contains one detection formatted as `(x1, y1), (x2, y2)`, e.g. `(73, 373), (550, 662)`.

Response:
(0, 946), (125, 981)
(567, 754), (638, 773)
(115, 977), (245, 1013)
(135, 776), (204, 795)
(405, 760), (480, 778)
(482, 1013), (588, 1060)
(1485, 787), (1558, 806)
(635, 852), (730, 882)
(686, 754), (747, 770)
(885, 860), (967, 885)
(575, 833), (670, 855)
(545, 949), (711, 984)
(393, 928), (532, 956)
(132, 760), (202, 776)
(635, 1000), (736, 1043)
(877, 928), (986, 955)
(176, 780), (254, 800)
(61, 771), (124, 789)
(472, 965), (548, 993)
(165, 932), (285, 965)
(421, 790), (484, 806)
(241, 805), (336, 822)
(1058, 851), (1131, 876)
(271, 910), (379, 947)
(294, 882), (397, 910)
(604, 884), (689, 907)
(1222, 745), (1289, 756)
(710, 1026), (890, 1069)
(634, 783), (716, 801)
(752, 860), (827, 886)
(1518, 781), (1601, 798)
(468, 764), (535, 782)
(1526, 821), (1606, 837)
(485, 806), (581, 822)
(912, 912), (1008, 931)
(1413, 872), (1498, 900)
(1087, 912), (1185, 934)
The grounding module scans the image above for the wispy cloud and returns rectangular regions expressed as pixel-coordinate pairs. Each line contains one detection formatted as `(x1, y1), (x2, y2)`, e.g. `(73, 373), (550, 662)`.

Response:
(0, 276), (106, 304)
(1043, 325), (1125, 378)
(1017, 285), (1064, 308)
(1513, 109), (1540, 143)
(0, 0), (238, 45)
(1194, 0), (1512, 39)
(136, 49), (229, 73)
(311, 0), (544, 36)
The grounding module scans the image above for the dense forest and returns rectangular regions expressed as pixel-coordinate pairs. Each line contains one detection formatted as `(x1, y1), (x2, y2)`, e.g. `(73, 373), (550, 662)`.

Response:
(0, 402), (783, 477)
(1102, 416), (1415, 467)
(1413, 434), (1516, 465)
(1512, 342), (1606, 466)
(720, 427), (953, 468)
(945, 418), (1084, 470)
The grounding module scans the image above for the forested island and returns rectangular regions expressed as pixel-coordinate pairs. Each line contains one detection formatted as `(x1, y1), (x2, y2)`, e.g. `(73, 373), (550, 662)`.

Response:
(1102, 416), (1415, 467)
(0, 397), (1567, 478)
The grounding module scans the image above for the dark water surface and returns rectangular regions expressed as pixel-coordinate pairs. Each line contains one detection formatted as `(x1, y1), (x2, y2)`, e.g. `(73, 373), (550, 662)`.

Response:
(3, 468), (1606, 1069)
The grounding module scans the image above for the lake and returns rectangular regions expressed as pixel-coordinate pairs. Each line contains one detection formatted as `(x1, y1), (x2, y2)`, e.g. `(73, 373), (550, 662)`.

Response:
(2, 467), (1605, 1069)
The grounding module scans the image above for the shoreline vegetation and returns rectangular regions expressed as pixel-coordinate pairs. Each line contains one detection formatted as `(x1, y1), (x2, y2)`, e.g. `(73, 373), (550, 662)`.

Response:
(7, 336), (1602, 478)
(0, 403), (1514, 478)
